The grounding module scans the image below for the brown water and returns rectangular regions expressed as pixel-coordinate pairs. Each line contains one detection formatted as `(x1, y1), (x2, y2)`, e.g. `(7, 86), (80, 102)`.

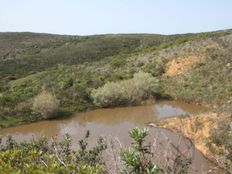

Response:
(0, 101), (212, 173)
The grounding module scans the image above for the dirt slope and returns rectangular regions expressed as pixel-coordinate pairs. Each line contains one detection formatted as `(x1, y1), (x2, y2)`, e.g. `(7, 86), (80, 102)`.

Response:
(165, 55), (205, 76)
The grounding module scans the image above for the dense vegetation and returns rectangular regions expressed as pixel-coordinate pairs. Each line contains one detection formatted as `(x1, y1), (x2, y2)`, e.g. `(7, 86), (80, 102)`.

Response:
(0, 30), (231, 173)
(0, 130), (107, 174)
(0, 30), (231, 128)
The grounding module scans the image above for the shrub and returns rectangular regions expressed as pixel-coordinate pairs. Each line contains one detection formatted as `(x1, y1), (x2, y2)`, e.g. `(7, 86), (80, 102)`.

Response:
(91, 72), (160, 107)
(32, 91), (60, 119)
(144, 61), (166, 76)
(120, 128), (194, 174)
(120, 128), (161, 174)
(0, 132), (106, 174)
(0, 92), (22, 106)
(0, 128), (198, 174)
(137, 61), (144, 67)
(64, 78), (74, 89)
(110, 57), (126, 67)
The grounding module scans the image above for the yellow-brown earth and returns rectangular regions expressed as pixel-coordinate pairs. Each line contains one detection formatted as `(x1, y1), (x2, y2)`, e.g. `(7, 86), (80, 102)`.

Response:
(149, 112), (229, 160)
(165, 55), (205, 76)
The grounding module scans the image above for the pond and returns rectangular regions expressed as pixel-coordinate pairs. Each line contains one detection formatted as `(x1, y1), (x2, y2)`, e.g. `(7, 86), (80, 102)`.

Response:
(0, 100), (212, 173)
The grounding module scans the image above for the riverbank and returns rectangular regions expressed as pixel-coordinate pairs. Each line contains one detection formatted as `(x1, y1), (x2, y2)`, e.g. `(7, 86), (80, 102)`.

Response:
(149, 111), (232, 173)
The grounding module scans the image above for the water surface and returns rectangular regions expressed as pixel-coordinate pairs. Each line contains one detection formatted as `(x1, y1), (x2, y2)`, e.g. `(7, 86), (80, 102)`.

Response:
(0, 101), (211, 173)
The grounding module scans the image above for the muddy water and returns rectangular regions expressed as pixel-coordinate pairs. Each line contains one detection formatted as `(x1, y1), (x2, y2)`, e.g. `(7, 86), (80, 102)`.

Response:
(0, 101), (212, 173)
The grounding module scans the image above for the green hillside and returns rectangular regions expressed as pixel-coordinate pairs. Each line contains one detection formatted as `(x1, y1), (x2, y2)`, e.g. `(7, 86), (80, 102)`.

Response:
(0, 30), (231, 128)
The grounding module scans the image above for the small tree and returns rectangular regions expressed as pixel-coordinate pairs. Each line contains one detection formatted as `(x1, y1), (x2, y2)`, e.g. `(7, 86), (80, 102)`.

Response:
(32, 91), (60, 119)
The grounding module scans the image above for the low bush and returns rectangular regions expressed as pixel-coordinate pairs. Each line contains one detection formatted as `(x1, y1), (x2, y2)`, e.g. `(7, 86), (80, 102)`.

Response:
(120, 128), (161, 174)
(0, 92), (22, 106)
(91, 72), (160, 107)
(110, 56), (126, 67)
(32, 91), (60, 119)
(0, 132), (106, 174)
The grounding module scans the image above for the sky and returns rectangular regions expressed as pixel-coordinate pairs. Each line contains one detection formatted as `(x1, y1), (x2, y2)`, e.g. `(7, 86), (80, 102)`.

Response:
(0, 0), (232, 35)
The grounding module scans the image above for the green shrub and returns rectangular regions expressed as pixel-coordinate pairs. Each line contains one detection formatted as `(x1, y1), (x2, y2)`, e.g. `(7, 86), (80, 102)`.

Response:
(32, 91), (60, 119)
(0, 92), (22, 106)
(91, 72), (160, 107)
(77, 164), (103, 174)
(120, 128), (161, 174)
(0, 128), (201, 173)
(64, 78), (74, 88)
(110, 57), (126, 67)
(144, 61), (166, 76)
(120, 128), (194, 174)
(137, 62), (144, 67)
(0, 132), (106, 174)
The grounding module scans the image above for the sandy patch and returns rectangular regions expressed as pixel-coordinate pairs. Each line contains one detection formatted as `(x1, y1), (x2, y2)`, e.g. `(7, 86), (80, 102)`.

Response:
(165, 55), (205, 76)
(149, 112), (222, 157)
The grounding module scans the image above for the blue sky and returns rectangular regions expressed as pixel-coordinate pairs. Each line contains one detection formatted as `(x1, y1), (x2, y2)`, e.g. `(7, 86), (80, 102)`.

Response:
(0, 0), (231, 35)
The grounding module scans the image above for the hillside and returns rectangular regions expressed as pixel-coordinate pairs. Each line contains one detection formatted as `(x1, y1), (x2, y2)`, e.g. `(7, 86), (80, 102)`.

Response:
(0, 30), (232, 128)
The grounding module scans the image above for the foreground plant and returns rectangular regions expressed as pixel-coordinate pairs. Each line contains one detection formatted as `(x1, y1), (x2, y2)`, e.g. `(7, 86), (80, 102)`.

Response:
(0, 128), (204, 174)
(0, 131), (107, 174)
(120, 128), (161, 174)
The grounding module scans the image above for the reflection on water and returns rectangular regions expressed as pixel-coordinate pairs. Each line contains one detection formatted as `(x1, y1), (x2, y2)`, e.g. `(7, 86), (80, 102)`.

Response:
(0, 100), (206, 138)
(0, 101), (211, 173)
